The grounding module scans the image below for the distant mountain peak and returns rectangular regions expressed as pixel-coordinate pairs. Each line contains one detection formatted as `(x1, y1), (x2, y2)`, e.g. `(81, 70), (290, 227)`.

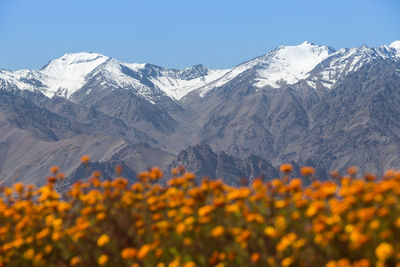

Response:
(1, 42), (399, 103)
(251, 41), (334, 88)
(390, 40), (400, 56)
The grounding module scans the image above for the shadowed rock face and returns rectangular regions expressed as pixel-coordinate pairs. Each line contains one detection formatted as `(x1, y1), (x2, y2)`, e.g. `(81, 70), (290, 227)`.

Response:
(167, 144), (279, 186)
(0, 44), (399, 186)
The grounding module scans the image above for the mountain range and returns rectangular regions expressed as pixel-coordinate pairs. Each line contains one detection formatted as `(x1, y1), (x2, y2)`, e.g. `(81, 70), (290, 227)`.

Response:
(0, 40), (399, 186)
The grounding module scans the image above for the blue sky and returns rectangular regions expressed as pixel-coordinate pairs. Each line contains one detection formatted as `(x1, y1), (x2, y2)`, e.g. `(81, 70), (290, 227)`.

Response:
(0, 0), (399, 70)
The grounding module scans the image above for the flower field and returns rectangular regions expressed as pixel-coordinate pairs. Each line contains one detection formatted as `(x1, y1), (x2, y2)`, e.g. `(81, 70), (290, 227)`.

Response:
(1, 159), (400, 266)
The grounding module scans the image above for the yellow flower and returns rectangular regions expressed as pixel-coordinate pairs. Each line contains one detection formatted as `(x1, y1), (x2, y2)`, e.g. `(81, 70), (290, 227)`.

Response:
(375, 242), (393, 261)
(97, 234), (110, 247)
(98, 254), (108, 265)
(211, 226), (224, 237)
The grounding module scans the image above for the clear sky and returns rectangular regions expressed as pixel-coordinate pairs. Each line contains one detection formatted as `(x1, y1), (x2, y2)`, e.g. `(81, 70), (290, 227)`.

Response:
(0, 0), (399, 70)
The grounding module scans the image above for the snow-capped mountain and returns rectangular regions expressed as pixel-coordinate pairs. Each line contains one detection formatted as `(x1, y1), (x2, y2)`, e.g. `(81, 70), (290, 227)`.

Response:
(0, 52), (229, 101)
(196, 41), (335, 96)
(1, 41), (399, 103)
(0, 40), (400, 185)
(197, 41), (400, 97)
(390, 40), (400, 57)
(305, 44), (397, 89)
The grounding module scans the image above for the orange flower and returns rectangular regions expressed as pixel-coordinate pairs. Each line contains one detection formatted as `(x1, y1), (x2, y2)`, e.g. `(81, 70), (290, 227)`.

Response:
(23, 248), (35, 260)
(97, 234), (110, 247)
(137, 244), (152, 260)
(251, 253), (260, 262)
(70, 256), (81, 266)
(300, 166), (315, 176)
(375, 242), (393, 261)
(121, 248), (136, 259)
(49, 165), (59, 174)
(13, 182), (24, 193)
(98, 254), (108, 266)
(347, 166), (358, 176)
(211, 226), (224, 237)
(80, 155), (90, 164)
(280, 163), (293, 173)
(150, 167), (163, 180)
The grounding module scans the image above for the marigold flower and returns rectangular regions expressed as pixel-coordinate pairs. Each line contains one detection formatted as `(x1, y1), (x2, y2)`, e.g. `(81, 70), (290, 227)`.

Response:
(70, 256), (81, 266)
(281, 257), (294, 267)
(301, 166), (315, 176)
(183, 172), (196, 180)
(44, 245), (52, 254)
(183, 237), (192, 246)
(184, 262), (196, 267)
(337, 259), (351, 267)
(251, 253), (260, 262)
(121, 248), (136, 259)
(375, 242), (393, 261)
(23, 248), (34, 260)
(96, 212), (106, 221)
(49, 165), (59, 174)
(364, 173), (376, 181)
(211, 226), (224, 237)
(198, 205), (214, 217)
(325, 261), (336, 267)
(97, 234), (110, 247)
(275, 215), (287, 229)
(98, 254), (108, 266)
(347, 166), (358, 175)
(80, 155), (90, 164)
(280, 163), (293, 173)
(150, 167), (163, 180)
(353, 259), (370, 267)
(137, 244), (152, 260)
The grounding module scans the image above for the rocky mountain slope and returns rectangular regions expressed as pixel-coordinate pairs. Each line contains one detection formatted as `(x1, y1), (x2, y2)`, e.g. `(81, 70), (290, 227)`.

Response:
(0, 41), (399, 185)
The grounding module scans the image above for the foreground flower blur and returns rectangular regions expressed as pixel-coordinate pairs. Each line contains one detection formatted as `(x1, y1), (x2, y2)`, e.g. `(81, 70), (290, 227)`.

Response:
(1, 163), (400, 266)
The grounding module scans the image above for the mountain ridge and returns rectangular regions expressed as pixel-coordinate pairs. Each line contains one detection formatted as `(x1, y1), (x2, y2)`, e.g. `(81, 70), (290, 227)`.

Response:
(0, 41), (400, 186)
(1, 41), (399, 102)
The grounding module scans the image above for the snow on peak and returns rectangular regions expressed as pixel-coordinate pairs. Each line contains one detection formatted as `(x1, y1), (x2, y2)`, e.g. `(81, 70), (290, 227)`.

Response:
(390, 40), (400, 56)
(39, 52), (109, 98)
(198, 41), (333, 96)
(149, 67), (230, 100)
(254, 41), (333, 88)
